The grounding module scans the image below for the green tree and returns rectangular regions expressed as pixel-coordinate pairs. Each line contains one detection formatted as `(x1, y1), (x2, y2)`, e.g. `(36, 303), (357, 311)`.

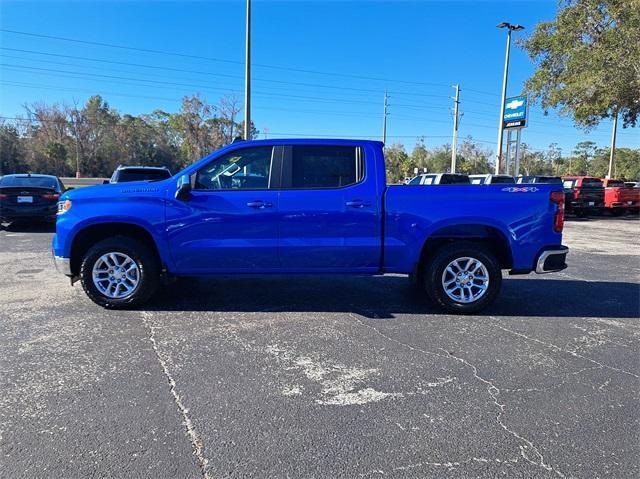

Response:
(457, 137), (492, 174)
(0, 123), (27, 174)
(43, 142), (69, 176)
(384, 143), (410, 183)
(591, 147), (640, 179)
(520, 0), (640, 128)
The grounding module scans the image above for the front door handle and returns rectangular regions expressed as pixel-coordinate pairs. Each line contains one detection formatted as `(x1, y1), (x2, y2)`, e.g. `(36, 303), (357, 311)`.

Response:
(246, 200), (273, 209)
(345, 200), (372, 208)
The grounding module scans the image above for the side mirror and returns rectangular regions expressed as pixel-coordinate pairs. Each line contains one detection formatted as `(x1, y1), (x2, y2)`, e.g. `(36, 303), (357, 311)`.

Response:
(175, 174), (192, 200)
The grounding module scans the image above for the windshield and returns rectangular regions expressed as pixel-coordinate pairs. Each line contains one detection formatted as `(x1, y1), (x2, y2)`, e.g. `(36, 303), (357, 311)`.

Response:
(441, 175), (470, 184)
(0, 175), (58, 189)
(606, 180), (625, 187)
(408, 176), (422, 185)
(116, 169), (171, 182)
(581, 178), (603, 188)
(491, 176), (515, 184)
(537, 177), (562, 184)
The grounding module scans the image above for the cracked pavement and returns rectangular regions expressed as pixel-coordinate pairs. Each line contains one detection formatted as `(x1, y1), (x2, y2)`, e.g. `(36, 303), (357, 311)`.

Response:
(1, 216), (639, 478)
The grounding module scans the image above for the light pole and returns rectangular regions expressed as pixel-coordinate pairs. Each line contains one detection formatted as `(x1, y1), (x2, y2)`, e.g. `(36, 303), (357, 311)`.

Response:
(451, 84), (460, 173)
(382, 90), (388, 144)
(607, 109), (618, 179)
(495, 22), (524, 175)
(244, 0), (251, 140)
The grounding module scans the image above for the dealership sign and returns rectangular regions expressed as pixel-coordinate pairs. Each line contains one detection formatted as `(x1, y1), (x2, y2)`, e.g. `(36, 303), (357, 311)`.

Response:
(503, 95), (528, 129)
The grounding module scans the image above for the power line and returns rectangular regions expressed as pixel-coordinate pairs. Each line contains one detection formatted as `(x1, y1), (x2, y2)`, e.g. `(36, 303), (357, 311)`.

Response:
(0, 29), (451, 87)
(1, 64), (392, 106)
(0, 48), (451, 99)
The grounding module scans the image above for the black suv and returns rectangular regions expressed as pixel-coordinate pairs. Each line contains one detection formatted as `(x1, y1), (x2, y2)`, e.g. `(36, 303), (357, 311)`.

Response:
(107, 166), (172, 184)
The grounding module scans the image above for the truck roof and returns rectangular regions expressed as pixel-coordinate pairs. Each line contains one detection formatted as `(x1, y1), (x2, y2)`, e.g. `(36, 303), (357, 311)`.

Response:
(230, 138), (385, 147)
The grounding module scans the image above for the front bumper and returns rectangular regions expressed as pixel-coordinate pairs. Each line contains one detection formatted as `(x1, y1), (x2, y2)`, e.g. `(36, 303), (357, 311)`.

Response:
(535, 246), (569, 274)
(52, 253), (72, 276)
(1, 205), (57, 220)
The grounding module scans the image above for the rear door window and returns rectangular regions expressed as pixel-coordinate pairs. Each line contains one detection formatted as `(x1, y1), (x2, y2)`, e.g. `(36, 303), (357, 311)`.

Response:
(288, 145), (362, 189)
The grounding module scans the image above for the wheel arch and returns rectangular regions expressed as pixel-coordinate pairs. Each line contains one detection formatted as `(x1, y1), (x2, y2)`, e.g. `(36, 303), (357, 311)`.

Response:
(69, 222), (162, 277)
(413, 223), (513, 279)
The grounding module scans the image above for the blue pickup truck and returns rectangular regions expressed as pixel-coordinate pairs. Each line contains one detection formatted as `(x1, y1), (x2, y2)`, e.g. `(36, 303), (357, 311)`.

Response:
(53, 139), (568, 313)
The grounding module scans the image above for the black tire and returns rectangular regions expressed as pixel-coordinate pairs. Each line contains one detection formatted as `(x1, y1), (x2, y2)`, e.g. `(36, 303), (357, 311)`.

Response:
(610, 208), (625, 217)
(80, 236), (160, 309)
(423, 242), (502, 314)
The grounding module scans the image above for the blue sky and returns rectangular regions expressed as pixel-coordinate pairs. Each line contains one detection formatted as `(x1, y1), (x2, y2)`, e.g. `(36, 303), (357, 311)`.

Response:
(0, 0), (638, 155)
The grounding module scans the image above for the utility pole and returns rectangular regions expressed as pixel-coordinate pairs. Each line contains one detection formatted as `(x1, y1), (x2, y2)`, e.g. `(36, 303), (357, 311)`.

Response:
(607, 110), (618, 179)
(495, 22), (524, 174)
(244, 0), (251, 140)
(382, 90), (388, 145)
(451, 84), (460, 173)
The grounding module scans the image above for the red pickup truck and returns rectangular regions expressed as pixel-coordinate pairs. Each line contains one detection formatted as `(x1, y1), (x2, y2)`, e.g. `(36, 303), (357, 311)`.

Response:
(562, 176), (604, 217)
(602, 178), (640, 215)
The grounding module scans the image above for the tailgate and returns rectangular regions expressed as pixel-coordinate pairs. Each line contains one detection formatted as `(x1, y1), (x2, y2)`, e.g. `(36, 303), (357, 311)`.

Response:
(577, 187), (604, 205)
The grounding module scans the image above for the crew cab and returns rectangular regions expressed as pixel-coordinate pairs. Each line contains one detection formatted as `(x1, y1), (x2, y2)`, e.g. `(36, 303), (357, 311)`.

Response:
(601, 178), (639, 215)
(53, 139), (568, 313)
(562, 176), (604, 217)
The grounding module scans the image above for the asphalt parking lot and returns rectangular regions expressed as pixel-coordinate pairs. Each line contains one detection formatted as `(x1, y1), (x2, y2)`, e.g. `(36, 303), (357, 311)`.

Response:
(1, 216), (639, 478)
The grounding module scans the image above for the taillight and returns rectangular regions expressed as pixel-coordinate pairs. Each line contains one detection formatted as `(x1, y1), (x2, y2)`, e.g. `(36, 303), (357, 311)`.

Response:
(42, 193), (60, 201)
(550, 191), (565, 233)
(0, 193), (7, 200)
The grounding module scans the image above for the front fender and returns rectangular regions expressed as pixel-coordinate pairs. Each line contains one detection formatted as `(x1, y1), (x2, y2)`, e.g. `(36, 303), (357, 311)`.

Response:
(53, 194), (173, 271)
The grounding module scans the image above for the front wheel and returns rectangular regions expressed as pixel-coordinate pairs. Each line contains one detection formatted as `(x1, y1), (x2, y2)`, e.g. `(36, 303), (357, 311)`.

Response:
(80, 236), (160, 309)
(423, 242), (502, 314)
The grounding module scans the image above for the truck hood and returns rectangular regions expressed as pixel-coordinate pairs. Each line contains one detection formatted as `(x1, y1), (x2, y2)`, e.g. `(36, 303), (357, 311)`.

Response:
(61, 179), (171, 201)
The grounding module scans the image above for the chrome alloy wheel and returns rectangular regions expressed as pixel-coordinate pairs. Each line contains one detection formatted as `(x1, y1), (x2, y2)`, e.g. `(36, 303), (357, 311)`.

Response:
(441, 256), (490, 304)
(92, 252), (140, 299)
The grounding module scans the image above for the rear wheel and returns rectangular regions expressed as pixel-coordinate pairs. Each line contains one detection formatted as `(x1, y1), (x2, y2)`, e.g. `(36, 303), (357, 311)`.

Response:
(423, 242), (502, 314)
(80, 236), (160, 309)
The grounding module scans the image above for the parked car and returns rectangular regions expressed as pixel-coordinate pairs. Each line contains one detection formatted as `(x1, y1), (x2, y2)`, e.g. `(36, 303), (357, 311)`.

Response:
(602, 178), (640, 215)
(106, 165), (172, 184)
(562, 176), (604, 217)
(53, 139), (568, 313)
(406, 173), (470, 185)
(0, 174), (66, 223)
(469, 174), (515, 185)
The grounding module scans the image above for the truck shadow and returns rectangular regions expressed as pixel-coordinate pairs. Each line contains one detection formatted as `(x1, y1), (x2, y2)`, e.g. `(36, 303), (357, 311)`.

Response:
(0, 221), (56, 233)
(149, 276), (640, 319)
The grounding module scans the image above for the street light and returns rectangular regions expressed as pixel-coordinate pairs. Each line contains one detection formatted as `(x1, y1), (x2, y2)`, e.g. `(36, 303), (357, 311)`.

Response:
(495, 22), (524, 175)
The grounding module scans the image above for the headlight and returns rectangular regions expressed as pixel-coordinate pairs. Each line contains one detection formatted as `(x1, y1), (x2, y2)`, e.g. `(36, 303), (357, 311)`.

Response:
(57, 199), (72, 215)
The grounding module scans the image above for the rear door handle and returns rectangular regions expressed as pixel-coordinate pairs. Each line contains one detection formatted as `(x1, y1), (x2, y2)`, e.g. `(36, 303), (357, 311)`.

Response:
(246, 200), (273, 209)
(345, 200), (372, 208)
